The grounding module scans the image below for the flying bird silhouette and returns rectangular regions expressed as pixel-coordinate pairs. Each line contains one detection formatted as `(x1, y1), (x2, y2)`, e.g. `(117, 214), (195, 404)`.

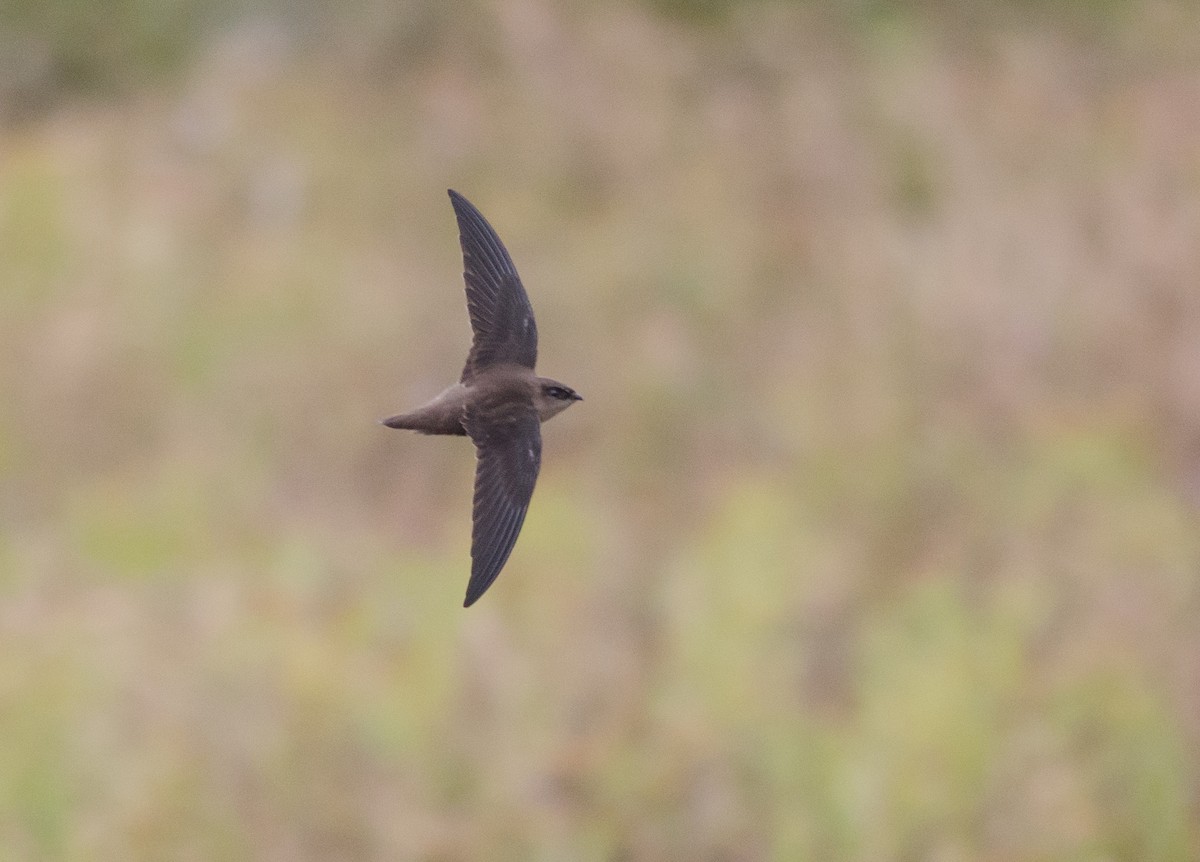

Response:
(381, 190), (582, 607)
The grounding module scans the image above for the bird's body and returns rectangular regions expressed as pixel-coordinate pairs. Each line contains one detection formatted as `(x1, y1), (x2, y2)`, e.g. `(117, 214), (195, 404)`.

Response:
(383, 367), (578, 436)
(381, 190), (581, 606)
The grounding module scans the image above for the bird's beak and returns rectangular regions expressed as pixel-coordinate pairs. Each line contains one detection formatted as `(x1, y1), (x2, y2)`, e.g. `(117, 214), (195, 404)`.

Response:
(572, 392), (583, 401)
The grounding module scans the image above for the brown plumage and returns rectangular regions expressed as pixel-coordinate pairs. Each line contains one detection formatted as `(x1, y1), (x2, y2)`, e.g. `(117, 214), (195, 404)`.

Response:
(381, 190), (582, 606)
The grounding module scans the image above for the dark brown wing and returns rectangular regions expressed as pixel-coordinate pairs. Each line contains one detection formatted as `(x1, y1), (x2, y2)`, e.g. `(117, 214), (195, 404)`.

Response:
(449, 190), (538, 381)
(462, 395), (542, 607)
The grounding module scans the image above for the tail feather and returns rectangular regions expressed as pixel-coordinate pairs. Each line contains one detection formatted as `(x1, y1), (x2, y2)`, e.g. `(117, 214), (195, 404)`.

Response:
(379, 410), (468, 435)
(380, 412), (417, 429)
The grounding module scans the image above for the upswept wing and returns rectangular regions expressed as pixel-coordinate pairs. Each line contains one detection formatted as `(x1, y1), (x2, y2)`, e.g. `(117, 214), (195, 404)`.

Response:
(449, 190), (538, 381)
(462, 396), (542, 607)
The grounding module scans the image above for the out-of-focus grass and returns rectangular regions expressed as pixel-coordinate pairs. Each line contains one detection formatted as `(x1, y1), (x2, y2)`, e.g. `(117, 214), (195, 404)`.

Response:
(2, 0), (1200, 859)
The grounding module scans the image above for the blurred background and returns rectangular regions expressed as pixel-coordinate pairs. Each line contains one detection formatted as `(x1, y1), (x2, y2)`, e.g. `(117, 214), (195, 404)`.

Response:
(2, 0), (1199, 858)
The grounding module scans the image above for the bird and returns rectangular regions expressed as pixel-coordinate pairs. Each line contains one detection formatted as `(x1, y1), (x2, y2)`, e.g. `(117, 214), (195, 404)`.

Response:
(381, 190), (582, 607)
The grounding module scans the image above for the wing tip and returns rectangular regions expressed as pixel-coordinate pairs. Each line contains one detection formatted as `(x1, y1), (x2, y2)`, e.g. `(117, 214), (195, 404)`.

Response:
(462, 574), (491, 608)
(448, 188), (473, 213)
(448, 189), (471, 221)
(447, 189), (484, 237)
(462, 550), (502, 609)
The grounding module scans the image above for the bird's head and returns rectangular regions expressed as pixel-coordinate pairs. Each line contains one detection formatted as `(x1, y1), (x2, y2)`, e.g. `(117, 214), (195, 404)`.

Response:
(534, 378), (583, 422)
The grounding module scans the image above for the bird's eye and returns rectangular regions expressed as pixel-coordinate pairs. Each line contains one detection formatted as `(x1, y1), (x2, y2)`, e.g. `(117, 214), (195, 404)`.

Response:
(545, 386), (566, 399)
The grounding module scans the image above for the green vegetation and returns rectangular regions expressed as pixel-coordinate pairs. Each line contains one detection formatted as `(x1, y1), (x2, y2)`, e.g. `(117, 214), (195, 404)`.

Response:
(1, 0), (1198, 858)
